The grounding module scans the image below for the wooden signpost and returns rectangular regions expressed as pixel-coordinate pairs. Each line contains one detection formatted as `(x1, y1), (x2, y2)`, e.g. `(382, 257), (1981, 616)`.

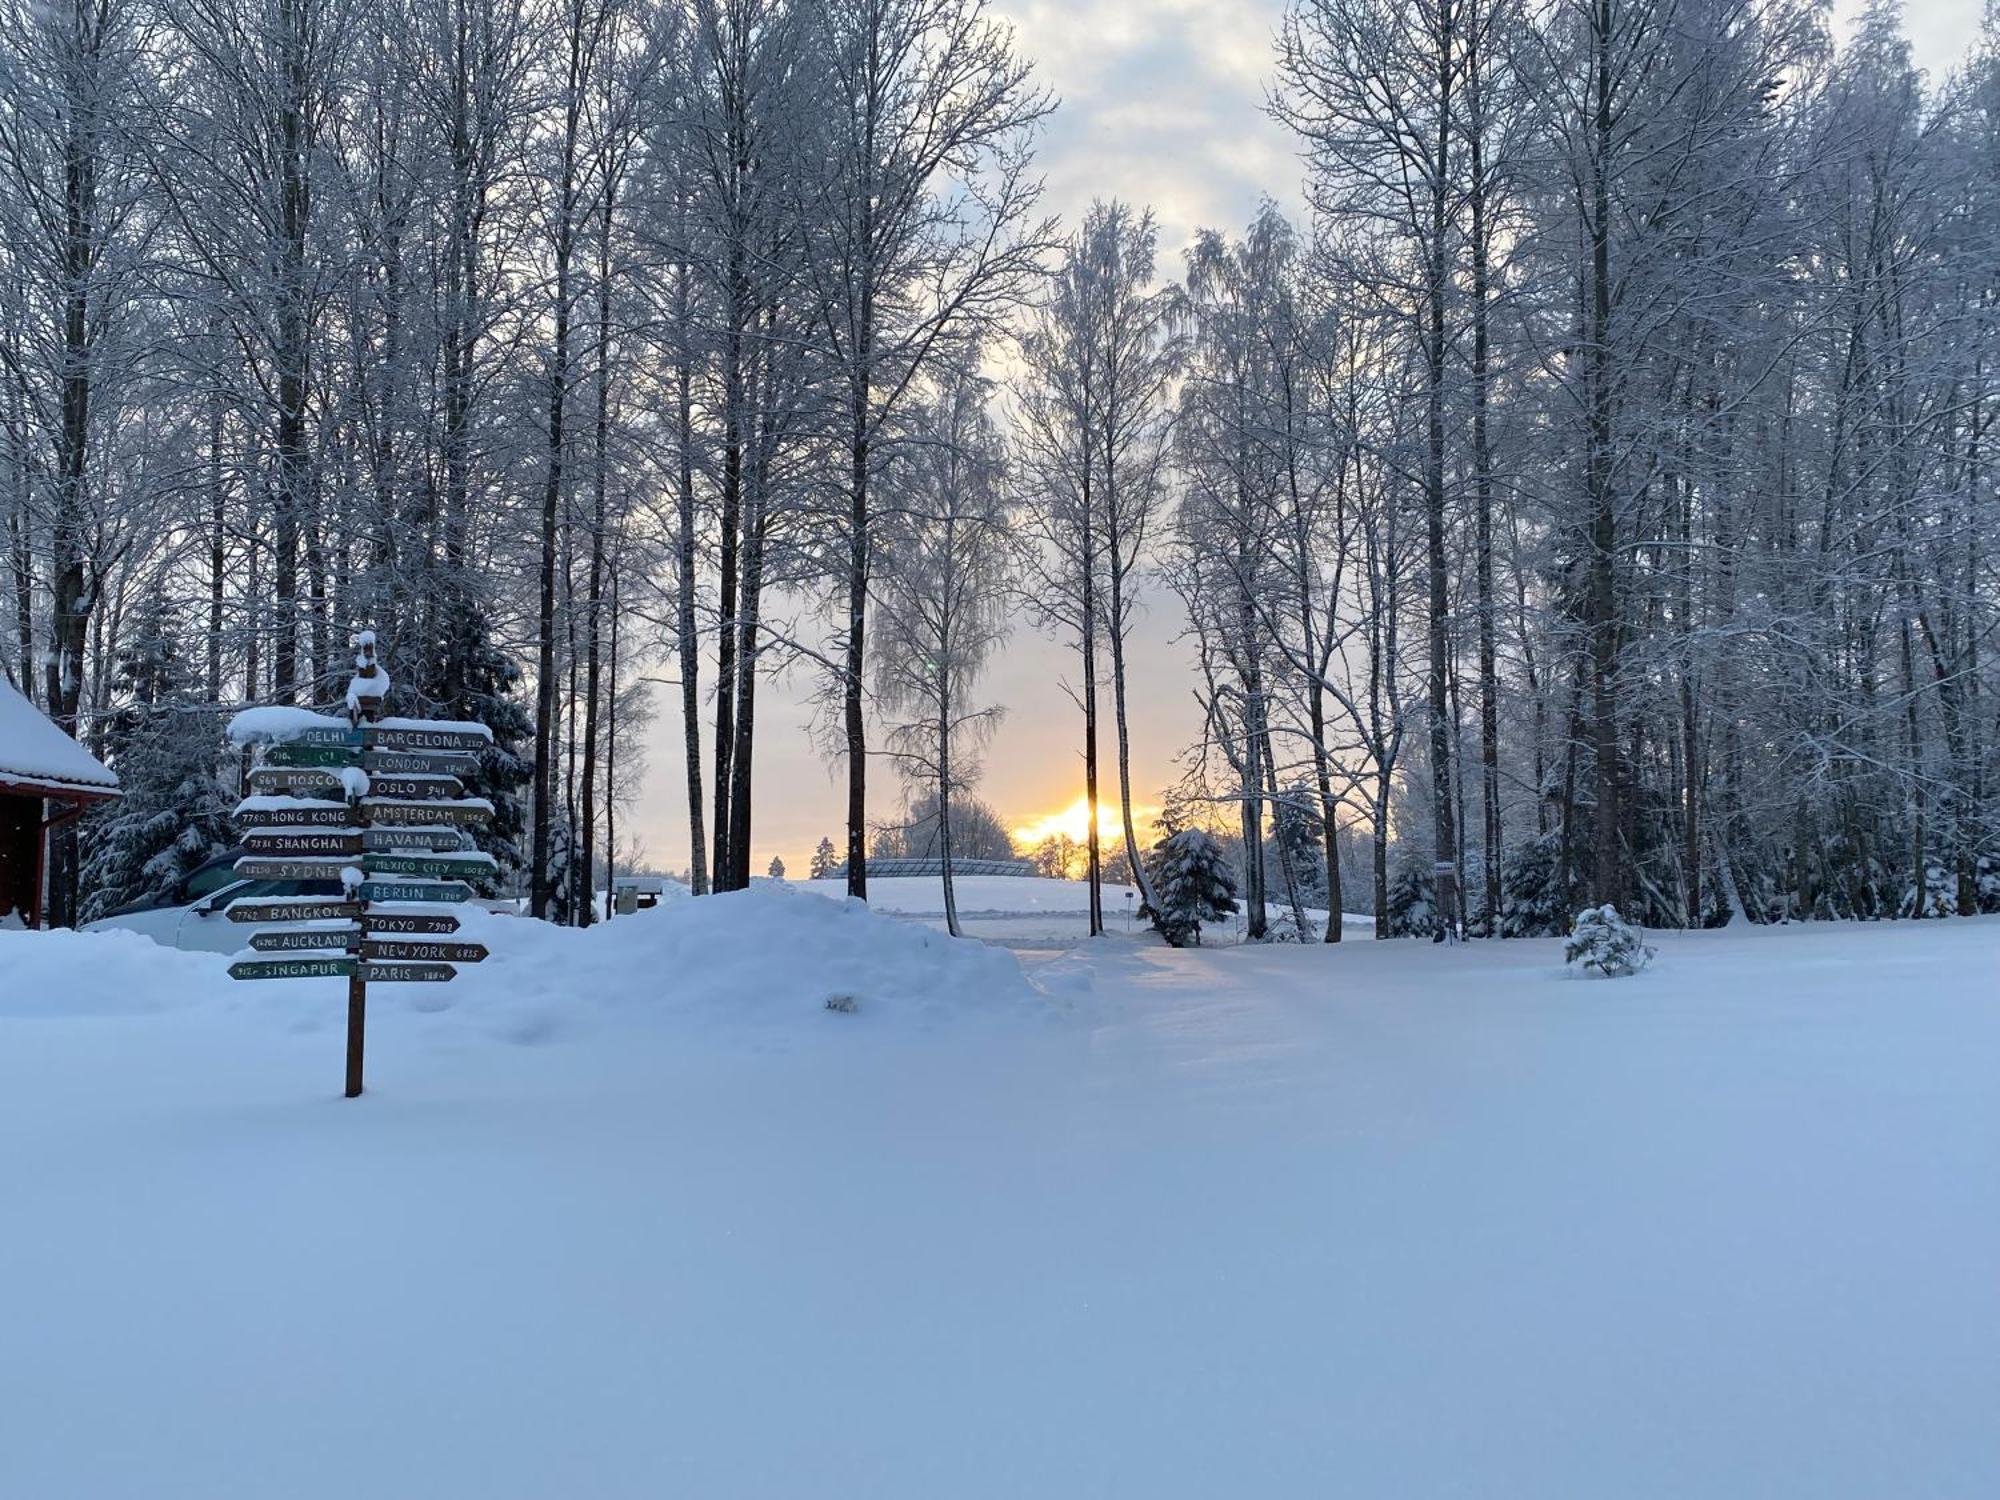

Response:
(228, 630), (496, 1098)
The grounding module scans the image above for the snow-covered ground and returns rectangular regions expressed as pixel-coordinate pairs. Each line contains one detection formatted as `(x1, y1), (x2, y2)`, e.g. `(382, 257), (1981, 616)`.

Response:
(2, 896), (1996, 1497)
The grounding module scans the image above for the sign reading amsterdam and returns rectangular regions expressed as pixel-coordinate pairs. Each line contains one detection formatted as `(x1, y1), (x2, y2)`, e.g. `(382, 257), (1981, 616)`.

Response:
(227, 630), (495, 1098)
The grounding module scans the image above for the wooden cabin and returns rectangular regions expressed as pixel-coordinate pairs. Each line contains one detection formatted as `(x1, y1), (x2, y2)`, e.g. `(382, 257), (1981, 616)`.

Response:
(0, 676), (120, 928)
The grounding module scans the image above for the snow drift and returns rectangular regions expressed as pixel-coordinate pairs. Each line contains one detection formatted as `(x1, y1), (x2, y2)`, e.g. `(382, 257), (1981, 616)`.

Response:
(0, 883), (1055, 1041)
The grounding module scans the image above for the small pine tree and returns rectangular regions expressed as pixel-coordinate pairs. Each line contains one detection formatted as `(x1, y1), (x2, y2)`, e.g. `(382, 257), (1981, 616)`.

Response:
(80, 587), (234, 921)
(1564, 904), (1656, 977)
(809, 836), (837, 879)
(1147, 828), (1240, 947)
(768, 855), (786, 881)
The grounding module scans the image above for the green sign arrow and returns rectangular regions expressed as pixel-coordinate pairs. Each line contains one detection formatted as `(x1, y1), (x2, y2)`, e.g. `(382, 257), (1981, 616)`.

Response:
(263, 743), (362, 768)
(270, 726), (364, 749)
(363, 852), (493, 879)
(229, 957), (355, 980)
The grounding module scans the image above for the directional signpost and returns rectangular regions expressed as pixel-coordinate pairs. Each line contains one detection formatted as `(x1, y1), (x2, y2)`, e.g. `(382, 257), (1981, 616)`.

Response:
(228, 630), (495, 1097)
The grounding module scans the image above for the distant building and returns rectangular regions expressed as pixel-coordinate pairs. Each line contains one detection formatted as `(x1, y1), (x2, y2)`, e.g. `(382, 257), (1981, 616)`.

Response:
(0, 677), (120, 928)
(824, 856), (1037, 880)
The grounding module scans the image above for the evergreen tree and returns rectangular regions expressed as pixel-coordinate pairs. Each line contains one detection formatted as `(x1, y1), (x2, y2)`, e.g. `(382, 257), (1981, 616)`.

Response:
(80, 588), (234, 921)
(1146, 828), (1240, 946)
(809, 837), (838, 880)
(768, 856), (786, 881)
(409, 591), (533, 897)
(1271, 788), (1327, 904)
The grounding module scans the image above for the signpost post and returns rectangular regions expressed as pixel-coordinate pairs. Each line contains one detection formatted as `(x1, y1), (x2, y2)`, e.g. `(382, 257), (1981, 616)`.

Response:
(228, 629), (495, 1098)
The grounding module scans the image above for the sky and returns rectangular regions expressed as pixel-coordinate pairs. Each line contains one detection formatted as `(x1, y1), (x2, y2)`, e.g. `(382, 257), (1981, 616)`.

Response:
(624, 0), (1985, 881)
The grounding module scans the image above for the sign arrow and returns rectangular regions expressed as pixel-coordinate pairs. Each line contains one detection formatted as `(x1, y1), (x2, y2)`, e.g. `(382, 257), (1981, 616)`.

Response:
(365, 725), (491, 753)
(261, 726), (363, 749)
(227, 899), (363, 924)
(262, 743), (363, 769)
(236, 801), (352, 829)
(243, 830), (363, 856)
(363, 851), (495, 879)
(361, 911), (461, 936)
(359, 799), (491, 827)
(229, 957), (356, 981)
(362, 749), (479, 776)
(235, 855), (359, 881)
(361, 939), (488, 964)
(362, 826), (470, 853)
(248, 766), (347, 794)
(360, 962), (457, 983)
(249, 926), (363, 952)
(357, 880), (473, 904)
(363, 773), (464, 801)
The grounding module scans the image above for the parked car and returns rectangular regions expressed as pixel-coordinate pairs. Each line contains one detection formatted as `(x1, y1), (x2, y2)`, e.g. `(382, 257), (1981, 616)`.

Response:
(81, 850), (345, 955)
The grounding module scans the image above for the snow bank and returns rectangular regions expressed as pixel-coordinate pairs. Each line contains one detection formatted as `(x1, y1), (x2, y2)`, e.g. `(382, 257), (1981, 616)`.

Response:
(1, 884), (1053, 1041)
(444, 885), (1052, 1044)
(0, 926), (222, 1018)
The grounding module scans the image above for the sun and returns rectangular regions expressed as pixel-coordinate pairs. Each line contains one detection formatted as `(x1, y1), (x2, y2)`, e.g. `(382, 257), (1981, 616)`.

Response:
(1010, 796), (1098, 848)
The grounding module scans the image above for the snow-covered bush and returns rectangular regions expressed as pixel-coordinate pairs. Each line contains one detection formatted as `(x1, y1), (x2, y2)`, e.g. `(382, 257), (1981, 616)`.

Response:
(1146, 828), (1240, 947)
(1264, 909), (1317, 943)
(1564, 905), (1656, 978)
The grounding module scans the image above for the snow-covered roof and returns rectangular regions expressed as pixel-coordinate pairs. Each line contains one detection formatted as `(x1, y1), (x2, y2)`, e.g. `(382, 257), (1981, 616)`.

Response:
(0, 675), (119, 798)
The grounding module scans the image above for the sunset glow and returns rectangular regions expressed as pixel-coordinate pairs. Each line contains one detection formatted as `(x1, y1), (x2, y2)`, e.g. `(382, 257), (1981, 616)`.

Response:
(1009, 796), (1160, 850)
(1010, 796), (1097, 848)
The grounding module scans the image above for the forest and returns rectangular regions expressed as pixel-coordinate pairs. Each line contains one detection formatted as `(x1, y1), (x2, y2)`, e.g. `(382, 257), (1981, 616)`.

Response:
(1, 0), (1994, 940)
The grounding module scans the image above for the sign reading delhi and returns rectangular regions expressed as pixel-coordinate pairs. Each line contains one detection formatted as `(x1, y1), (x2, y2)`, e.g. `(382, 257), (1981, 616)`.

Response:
(225, 634), (495, 1098)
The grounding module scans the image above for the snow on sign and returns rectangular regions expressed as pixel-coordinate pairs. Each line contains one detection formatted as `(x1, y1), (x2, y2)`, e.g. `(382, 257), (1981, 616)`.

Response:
(226, 630), (494, 1099)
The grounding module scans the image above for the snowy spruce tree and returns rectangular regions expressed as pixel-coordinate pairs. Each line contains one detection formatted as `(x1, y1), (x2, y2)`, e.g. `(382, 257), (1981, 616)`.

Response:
(809, 837), (837, 880)
(1146, 828), (1240, 947)
(79, 588), (233, 921)
(1565, 906), (1657, 978)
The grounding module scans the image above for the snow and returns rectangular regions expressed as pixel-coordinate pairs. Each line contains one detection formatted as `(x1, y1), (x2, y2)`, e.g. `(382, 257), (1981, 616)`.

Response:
(0, 673), (118, 794)
(227, 705), (354, 744)
(1, 906), (1997, 1496)
(345, 665), (391, 711)
(374, 715), (493, 740)
(235, 794), (350, 814)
